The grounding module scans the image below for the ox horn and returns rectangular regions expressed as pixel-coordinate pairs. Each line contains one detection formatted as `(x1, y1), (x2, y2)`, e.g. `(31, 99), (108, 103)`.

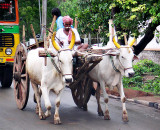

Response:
(68, 30), (75, 49)
(112, 36), (121, 48)
(51, 32), (60, 51)
(129, 38), (136, 47)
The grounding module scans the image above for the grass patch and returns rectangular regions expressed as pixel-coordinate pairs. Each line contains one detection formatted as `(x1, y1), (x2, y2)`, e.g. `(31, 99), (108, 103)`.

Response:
(123, 59), (160, 95)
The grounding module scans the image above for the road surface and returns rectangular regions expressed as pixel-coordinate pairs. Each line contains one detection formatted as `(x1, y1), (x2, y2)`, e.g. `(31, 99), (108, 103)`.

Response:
(0, 84), (160, 130)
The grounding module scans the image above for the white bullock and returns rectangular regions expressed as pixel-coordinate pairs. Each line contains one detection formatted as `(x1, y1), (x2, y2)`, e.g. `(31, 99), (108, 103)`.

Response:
(88, 39), (136, 122)
(26, 48), (73, 124)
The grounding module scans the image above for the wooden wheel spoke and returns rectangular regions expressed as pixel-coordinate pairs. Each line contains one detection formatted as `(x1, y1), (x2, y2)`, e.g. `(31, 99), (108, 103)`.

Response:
(15, 82), (18, 90)
(18, 52), (22, 65)
(21, 79), (26, 91)
(14, 54), (18, 63)
(15, 64), (19, 72)
(16, 83), (21, 100)
(21, 73), (27, 78)
(21, 62), (25, 73)
(74, 87), (80, 96)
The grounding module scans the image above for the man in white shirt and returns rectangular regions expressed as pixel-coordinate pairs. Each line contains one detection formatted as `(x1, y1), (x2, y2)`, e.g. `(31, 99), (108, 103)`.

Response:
(55, 15), (88, 50)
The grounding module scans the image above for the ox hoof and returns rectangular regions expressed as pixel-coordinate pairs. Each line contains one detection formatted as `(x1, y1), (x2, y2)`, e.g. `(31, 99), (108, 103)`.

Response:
(83, 104), (88, 111)
(122, 111), (129, 122)
(104, 110), (110, 120)
(104, 115), (111, 120)
(54, 119), (62, 125)
(122, 115), (129, 122)
(98, 111), (104, 116)
(39, 113), (46, 120)
(45, 111), (51, 118)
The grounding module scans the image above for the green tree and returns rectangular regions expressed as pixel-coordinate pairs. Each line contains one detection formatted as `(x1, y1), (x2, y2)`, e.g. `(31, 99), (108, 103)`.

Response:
(77, 0), (160, 54)
(18, 0), (57, 41)
(58, 0), (79, 27)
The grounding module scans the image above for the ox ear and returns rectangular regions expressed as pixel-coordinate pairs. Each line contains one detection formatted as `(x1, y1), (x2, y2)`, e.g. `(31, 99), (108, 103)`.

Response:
(133, 55), (139, 60)
(107, 49), (120, 56)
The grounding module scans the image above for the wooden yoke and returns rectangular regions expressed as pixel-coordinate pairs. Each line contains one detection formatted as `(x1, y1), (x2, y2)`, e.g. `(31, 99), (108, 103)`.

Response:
(109, 19), (114, 41)
(123, 33), (128, 45)
(30, 24), (39, 48)
(46, 15), (57, 48)
(22, 25), (26, 46)
(39, 15), (57, 65)
(74, 18), (78, 29)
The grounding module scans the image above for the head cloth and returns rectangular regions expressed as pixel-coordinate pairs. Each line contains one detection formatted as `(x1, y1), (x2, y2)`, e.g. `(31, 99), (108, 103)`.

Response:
(62, 15), (73, 25)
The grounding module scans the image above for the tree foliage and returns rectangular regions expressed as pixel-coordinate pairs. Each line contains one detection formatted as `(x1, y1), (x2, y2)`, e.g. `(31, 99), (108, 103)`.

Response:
(18, 0), (57, 41)
(58, 0), (79, 31)
(59, 0), (79, 19)
(18, 0), (160, 48)
(77, 0), (160, 44)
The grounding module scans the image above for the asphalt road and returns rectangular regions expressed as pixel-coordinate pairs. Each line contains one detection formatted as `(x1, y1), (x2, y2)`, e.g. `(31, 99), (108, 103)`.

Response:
(0, 83), (160, 130)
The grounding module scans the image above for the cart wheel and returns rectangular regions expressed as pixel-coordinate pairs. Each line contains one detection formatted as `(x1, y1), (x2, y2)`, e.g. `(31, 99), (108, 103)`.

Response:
(71, 76), (93, 110)
(13, 43), (30, 110)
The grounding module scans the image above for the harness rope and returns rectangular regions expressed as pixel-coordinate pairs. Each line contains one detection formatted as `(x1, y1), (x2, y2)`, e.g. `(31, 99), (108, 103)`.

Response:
(110, 56), (120, 72)
(45, 50), (73, 77)
(110, 55), (133, 73)
(45, 51), (62, 73)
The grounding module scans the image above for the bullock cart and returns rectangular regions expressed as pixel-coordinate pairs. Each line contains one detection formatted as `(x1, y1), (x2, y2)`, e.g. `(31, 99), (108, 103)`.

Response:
(13, 38), (105, 110)
(13, 35), (108, 110)
(12, 21), (106, 111)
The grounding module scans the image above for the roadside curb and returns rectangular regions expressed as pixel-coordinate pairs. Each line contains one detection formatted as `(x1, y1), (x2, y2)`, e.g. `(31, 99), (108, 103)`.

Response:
(109, 95), (160, 110)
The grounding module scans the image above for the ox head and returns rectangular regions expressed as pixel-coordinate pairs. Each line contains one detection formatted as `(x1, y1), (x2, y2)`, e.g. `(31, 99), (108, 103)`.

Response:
(111, 37), (136, 77)
(57, 49), (73, 86)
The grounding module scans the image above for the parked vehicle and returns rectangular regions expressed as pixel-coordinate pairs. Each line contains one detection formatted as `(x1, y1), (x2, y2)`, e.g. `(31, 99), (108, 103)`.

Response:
(0, 0), (20, 88)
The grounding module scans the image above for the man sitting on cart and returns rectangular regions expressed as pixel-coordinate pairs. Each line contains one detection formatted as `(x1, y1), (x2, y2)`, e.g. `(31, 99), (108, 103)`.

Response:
(54, 15), (88, 51)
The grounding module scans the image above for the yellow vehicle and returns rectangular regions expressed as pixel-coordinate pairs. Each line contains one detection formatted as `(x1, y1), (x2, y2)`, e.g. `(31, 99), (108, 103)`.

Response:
(0, 0), (20, 88)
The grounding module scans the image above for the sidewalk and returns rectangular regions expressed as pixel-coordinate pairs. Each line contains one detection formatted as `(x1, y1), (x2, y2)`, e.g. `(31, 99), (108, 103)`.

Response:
(107, 88), (160, 110)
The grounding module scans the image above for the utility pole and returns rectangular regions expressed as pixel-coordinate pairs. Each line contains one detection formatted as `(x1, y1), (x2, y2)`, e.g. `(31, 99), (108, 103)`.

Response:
(38, 0), (42, 37)
(41, 0), (47, 42)
(42, 0), (47, 65)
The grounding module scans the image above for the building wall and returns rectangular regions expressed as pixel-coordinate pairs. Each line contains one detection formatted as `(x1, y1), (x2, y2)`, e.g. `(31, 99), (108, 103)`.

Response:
(134, 50), (160, 65)
(133, 31), (160, 65)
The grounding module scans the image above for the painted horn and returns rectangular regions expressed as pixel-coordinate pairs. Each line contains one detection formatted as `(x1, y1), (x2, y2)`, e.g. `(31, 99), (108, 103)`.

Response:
(129, 38), (136, 47)
(51, 32), (60, 51)
(112, 36), (121, 48)
(68, 30), (75, 49)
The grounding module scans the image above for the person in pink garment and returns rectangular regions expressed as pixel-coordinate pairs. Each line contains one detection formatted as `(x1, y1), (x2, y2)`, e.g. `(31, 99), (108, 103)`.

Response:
(55, 15), (88, 51)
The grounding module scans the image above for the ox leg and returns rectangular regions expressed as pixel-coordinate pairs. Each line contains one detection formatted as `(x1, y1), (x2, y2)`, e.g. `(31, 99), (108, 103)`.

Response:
(95, 83), (104, 116)
(31, 82), (46, 120)
(54, 89), (63, 125)
(41, 86), (52, 118)
(118, 82), (128, 122)
(100, 82), (110, 120)
(35, 88), (42, 114)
